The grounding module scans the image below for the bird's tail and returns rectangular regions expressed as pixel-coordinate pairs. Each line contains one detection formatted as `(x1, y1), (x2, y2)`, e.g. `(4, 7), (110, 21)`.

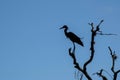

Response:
(78, 40), (84, 47)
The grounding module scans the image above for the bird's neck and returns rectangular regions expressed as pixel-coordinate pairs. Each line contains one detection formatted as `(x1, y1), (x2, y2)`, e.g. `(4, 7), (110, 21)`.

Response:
(64, 28), (68, 37)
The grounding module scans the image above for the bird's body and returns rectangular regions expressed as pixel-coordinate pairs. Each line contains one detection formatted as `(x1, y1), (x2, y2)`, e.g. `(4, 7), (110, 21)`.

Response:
(60, 25), (84, 47)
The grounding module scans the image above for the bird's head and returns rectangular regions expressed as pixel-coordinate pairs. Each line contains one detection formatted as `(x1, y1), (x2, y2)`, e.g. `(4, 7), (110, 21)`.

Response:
(60, 25), (68, 30)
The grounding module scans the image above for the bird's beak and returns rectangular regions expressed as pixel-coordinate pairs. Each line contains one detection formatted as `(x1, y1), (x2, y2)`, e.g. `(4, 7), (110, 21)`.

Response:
(59, 27), (63, 29)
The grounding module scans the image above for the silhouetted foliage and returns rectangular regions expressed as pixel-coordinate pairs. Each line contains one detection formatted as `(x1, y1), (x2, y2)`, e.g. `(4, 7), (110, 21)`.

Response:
(60, 20), (120, 80)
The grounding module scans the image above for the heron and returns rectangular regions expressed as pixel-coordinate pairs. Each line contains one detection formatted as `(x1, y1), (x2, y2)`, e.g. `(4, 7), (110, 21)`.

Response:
(60, 25), (84, 47)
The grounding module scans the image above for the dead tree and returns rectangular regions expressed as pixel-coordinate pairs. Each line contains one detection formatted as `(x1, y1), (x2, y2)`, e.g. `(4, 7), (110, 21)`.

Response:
(61, 20), (120, 80)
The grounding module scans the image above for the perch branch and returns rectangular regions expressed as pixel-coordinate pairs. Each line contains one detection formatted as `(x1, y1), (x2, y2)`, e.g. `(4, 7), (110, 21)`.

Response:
(68, 43), (92, 80)
(69, 44), (83, 73)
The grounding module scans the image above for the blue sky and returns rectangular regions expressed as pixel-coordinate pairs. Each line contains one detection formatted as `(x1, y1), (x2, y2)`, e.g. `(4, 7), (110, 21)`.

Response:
(0, 0), (120, 80)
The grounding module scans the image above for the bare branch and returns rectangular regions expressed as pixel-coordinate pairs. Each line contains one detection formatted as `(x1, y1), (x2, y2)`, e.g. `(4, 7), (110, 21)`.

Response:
(108, 46), (113, 57)
(68, 48), (83, 72)
(97, 33), (117, 36)
(68, 45), (92, 80)
(80, 74), (83, 80)
(108, 46), (120, 80)
(62, 20), (120, 80)
(97, 20), (104, 28)
(84, 20), (104, 71)
(94, 69), (108, 80)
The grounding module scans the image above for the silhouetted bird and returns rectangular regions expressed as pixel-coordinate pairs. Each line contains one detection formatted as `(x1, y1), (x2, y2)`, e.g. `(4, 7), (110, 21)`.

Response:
(60, 25), (84, 47)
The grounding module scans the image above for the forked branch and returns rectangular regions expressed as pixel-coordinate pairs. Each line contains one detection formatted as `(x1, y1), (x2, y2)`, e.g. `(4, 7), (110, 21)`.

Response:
(108, 46), (120, 80)
(93, 69), (108, 80)
(83, 20), (104, 71)
(68, 43), (92, 80)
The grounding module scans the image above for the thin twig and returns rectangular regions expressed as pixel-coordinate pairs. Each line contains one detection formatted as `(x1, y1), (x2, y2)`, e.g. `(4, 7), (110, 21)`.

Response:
(94, 69), (108, 80)
(97, 33), (117, 35)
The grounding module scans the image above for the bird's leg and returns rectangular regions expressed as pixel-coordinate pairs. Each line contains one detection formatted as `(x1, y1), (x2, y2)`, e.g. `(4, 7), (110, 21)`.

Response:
(72, 42), (76, 54)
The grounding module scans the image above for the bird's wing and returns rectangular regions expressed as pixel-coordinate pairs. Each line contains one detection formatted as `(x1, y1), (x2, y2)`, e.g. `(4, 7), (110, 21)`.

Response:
(67, 32), (80, 40)
(67, 32), (84, 46)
